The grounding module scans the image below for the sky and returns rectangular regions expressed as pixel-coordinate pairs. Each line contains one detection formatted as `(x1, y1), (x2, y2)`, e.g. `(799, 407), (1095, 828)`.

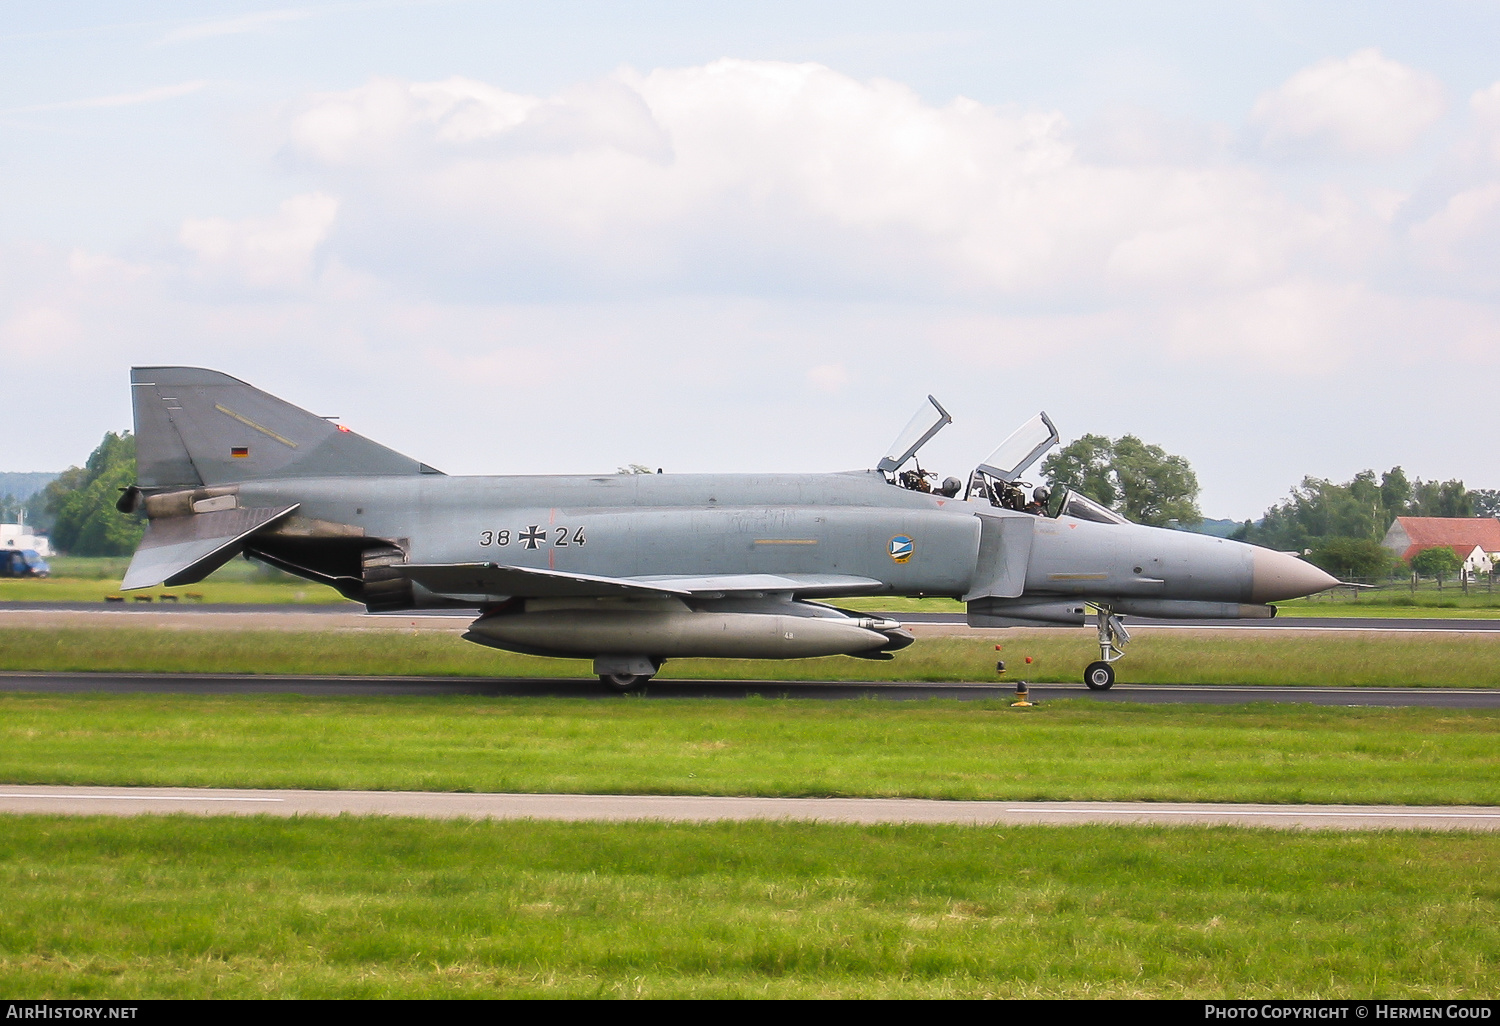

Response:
(3, 1), (1498, 519)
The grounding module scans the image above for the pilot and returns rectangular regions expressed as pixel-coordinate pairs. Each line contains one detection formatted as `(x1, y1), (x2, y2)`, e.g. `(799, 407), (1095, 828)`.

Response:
(1025, 485), (1051, 515)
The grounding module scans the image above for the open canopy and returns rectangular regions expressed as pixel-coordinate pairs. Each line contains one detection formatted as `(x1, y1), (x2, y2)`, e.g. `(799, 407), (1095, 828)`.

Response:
(876, 395), (952, 474)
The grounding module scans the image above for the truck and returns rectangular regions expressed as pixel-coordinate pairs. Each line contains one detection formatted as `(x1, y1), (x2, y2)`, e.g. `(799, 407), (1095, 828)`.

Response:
(0, 548), (50, 577)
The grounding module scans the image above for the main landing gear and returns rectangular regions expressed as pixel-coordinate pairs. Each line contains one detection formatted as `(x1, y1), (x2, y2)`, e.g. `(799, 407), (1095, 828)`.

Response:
(1083, 604), (1131, 690)
(596, 656), (661, 694)
(600, 671), (653, 693)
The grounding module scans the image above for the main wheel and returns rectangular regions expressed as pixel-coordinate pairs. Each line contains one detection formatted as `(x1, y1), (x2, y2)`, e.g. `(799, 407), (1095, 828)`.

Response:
(1083, 661), (1115, 690)
(600, 672), (651, 694)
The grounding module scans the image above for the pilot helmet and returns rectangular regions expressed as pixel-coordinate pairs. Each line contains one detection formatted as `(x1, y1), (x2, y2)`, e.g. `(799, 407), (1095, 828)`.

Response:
(1032, 485), (1051, 504)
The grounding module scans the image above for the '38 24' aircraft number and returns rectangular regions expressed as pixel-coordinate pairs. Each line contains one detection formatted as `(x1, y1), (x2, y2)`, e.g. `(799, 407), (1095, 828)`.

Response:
(480, 526), (587, 550)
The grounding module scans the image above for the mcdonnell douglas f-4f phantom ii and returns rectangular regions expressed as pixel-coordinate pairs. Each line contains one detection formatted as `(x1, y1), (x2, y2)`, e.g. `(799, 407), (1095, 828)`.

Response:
(119, 368), (1339, 691)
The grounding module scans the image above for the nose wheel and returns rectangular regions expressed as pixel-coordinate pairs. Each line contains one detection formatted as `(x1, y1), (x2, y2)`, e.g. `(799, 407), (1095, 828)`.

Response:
(1083, 661), (1115, 690)
(1083, 605), (1129, 690)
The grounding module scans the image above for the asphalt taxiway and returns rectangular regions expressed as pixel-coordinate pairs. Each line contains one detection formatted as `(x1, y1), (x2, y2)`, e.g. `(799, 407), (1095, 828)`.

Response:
(2, 785), (1495, 830)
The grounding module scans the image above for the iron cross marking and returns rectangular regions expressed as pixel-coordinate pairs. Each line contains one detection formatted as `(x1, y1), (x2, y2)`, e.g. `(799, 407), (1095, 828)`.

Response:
(520, 526), (546, 549)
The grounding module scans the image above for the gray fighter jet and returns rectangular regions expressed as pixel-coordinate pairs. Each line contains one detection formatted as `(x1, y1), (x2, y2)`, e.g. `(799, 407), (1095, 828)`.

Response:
(119, 368), (1338, 691)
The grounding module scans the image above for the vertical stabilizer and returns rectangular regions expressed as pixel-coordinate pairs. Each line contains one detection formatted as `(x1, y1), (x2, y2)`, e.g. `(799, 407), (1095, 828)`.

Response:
(130, 367), (439, 486)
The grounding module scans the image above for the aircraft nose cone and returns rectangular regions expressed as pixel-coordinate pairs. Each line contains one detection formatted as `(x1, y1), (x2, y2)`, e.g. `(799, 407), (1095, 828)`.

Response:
(1250, 548), (1341, 603)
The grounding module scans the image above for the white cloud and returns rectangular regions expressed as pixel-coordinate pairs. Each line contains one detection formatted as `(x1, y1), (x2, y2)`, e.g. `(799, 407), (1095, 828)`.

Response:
(1251, 49), (1445, 158)
(179, 193), (340, 289)
(1410, 182), (1500, 288)
(283, 61), (1356, 305)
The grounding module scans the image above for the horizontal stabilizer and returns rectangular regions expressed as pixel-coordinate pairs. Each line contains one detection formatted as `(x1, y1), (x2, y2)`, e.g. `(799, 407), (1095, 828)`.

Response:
(122, 505), (300, 590)
(401, 564), (885, 603)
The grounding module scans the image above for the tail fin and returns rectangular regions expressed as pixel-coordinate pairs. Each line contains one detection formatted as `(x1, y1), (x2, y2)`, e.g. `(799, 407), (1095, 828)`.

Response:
(131, 367), (441, 487)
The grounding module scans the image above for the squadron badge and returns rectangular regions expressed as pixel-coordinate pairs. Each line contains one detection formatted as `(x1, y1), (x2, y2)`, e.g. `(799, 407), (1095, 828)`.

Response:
(888, 535), (914, 564)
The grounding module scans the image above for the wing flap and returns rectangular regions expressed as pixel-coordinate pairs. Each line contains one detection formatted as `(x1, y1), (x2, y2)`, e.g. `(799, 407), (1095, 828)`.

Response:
(122, 504), (300, 590)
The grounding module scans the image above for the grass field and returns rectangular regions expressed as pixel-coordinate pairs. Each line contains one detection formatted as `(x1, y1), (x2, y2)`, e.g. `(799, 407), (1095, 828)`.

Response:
(0, 578), (354, 604)
(1, 816), (1496, 998)
(3, 570), (1497, 998)
(2, 693), (1496, 804)
(1, 624), (1496, 687)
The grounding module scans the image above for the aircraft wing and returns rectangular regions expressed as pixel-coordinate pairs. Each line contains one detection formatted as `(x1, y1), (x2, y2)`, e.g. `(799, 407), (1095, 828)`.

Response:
(401, 564), (884, 603)
(122, 504), (301, 590)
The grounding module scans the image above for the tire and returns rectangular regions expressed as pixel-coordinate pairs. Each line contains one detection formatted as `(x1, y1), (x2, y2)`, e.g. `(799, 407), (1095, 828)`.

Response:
(1083, 661), (1115, 690)
(600, 673), (650, 694)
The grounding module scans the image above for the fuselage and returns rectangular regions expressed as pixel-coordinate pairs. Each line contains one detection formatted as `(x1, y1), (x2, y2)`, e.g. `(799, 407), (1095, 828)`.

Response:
(235, 468), (1315, 609)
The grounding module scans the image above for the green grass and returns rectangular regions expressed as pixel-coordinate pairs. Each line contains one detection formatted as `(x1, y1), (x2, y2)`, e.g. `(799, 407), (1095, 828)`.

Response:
(3, 554), (353, 604)
(2, 694), (1496, 804)
(0, 577), (353, 604)
(1, 625), (1496, 687)
(40, 556), (296, 582)
(1, 816), (1496, 998)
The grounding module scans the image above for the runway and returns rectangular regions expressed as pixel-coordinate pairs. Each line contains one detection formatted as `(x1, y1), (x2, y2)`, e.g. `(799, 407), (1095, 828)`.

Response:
(2, 784), (1495, 830)
(3, 671), (1499, 707)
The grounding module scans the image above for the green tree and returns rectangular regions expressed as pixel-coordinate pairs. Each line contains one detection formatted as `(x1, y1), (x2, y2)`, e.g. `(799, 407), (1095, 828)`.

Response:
(1039, 434), (1118, 507)
(1380, 466), (1412, 515)
(1308, 538), (1393, 580)
(1239, 466), (1478, 556)
(1473, 489), (1500, 518)
(1042, 434), (1201, 528)
(1409, 546), (1462, 587)
(1409, 479), (1474, 518)
(44, 432), (144, 556)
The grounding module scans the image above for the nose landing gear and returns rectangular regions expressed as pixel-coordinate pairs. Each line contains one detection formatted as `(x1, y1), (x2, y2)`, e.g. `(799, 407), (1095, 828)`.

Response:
(1083, 605), (1130, 690)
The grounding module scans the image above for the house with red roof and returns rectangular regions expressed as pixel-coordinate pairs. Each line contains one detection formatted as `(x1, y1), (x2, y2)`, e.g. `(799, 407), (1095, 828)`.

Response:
(1381, 517), (1500, 574)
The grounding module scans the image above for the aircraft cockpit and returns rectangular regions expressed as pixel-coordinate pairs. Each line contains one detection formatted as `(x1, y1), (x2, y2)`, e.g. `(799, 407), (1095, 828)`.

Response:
(965, 411), (1059, 514)
(877, 395), (963, 498)
(879, 401), (1132, 524)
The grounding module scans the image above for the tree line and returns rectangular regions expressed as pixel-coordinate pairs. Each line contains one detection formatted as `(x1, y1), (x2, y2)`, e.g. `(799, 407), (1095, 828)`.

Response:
(1231, 469), (1498, 579)
(1040, 435), (1496, 581)
(39, 432), (144, 557)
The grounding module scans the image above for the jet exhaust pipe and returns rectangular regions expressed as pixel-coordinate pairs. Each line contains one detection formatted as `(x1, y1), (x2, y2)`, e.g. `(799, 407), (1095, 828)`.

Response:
(465, 601), (898, 660)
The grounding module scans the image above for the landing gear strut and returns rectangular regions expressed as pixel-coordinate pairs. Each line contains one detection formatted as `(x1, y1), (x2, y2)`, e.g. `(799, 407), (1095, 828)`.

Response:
(1083, 604), (1130, 690)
